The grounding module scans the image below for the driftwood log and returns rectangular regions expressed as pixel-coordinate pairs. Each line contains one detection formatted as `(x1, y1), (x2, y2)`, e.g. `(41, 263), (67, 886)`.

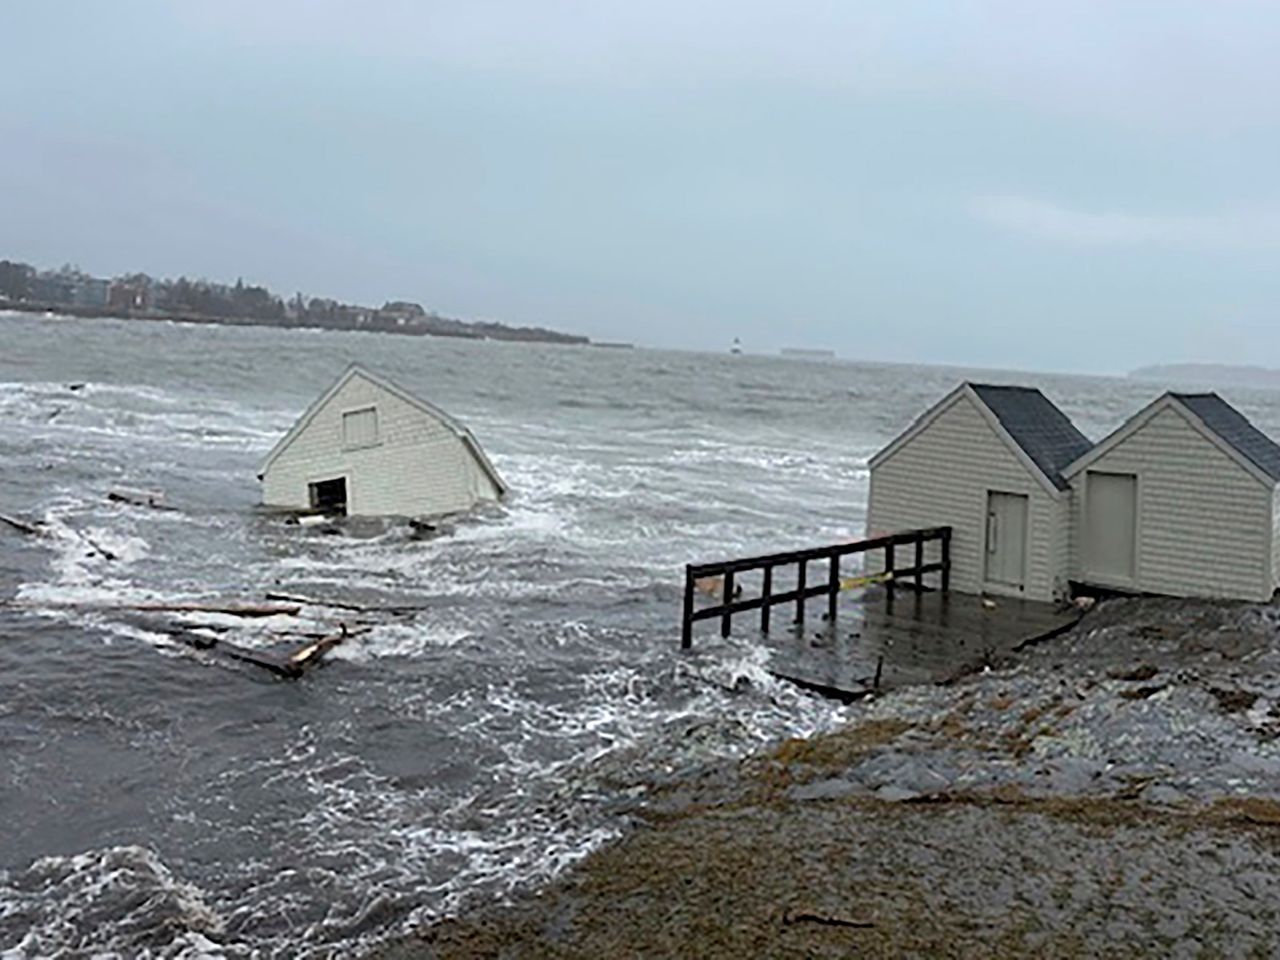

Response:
(78, 532), (119, 562)
(131, 601), (300, 617)
(172, 623), (366, 678)
(2, 600), (302, 618)
(107, 488), (175, 511)
(289, 624), (352, 668)
(0, 513), (43, 537)
(0, 512), (117, 561)
(264, 591), (427, 616)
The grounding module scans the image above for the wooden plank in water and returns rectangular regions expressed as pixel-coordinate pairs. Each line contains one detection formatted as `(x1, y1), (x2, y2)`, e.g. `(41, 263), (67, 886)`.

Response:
(0, 513), (43, 537)
(171, 624), (363, 678)
(1, 600), (303, 618)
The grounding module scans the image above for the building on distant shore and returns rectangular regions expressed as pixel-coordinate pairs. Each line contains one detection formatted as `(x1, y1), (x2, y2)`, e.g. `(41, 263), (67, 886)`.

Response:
(258, 364), (507, 519)
(72, 277), (110, 308)
(29, 274), (73, 304)
(378, 301), (426, 326)
(108, 279), (151, 311)
(26, 269), (109, 309)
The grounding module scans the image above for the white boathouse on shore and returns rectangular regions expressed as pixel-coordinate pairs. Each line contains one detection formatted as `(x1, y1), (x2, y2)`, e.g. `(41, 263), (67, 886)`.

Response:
(868, 382), (1280, 603)
(867, 383), (1091, 603)
(258, 364), (506, 519)
(1062, 392), (1280, 602)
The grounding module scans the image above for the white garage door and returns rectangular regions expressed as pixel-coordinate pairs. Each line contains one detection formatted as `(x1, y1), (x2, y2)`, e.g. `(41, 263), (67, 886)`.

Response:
(1085, 471), (1137, 583)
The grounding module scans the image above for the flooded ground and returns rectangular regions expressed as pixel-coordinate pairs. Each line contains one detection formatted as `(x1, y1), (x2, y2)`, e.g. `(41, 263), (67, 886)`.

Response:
(374, 597), (1280, 958)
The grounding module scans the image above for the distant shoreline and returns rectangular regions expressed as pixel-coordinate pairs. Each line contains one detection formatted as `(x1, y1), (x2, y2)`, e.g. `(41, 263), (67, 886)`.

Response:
(0, 298), (590, 346)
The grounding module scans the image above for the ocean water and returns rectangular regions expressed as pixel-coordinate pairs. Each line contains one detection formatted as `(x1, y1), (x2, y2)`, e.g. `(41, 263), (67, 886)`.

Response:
(2, 311), (1278, 958)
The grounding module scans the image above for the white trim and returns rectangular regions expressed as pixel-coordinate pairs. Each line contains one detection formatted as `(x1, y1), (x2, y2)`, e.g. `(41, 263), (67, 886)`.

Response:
(257, 363), (508, 496)
(868, 382), (1066, 498)
(1268, 486), (1280, 600)
(1062, 393), (1276, 490)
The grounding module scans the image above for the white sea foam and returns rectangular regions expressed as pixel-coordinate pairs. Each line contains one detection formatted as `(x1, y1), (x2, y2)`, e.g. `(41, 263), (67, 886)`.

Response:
(0, 846), (226, 959)
(334, 621), (473, 659)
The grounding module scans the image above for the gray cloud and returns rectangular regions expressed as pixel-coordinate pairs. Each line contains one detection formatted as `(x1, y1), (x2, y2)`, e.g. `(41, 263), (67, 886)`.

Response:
(970, 195), (1280, 251)
(170, 1), (1280, 130)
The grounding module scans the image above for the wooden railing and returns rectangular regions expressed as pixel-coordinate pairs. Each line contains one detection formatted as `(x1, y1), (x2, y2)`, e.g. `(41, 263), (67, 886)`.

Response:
(680, 526), (951, 649)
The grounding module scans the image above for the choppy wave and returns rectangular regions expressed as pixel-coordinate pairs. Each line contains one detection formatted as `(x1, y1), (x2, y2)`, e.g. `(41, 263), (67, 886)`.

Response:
(0, 846), (225, 959)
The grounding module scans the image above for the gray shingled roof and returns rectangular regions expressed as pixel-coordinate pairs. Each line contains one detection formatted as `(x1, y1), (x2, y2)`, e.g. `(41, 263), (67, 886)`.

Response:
(1172, 392), (1280, 483)
(970, 383), (1093, 490)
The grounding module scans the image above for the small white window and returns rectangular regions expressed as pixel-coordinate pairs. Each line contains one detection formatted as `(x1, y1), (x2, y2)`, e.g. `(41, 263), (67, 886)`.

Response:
(343, 407), (379, 449)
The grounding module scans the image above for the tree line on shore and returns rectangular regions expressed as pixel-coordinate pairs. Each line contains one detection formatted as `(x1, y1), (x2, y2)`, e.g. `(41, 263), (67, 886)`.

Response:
(0, 259), (587, 344)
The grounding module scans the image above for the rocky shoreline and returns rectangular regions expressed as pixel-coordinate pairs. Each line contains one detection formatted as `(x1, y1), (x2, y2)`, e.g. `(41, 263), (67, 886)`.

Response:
(369, 597), (1280, 958)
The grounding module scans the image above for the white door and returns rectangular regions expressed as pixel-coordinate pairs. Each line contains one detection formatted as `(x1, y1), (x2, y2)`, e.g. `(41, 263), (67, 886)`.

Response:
(985, 491), (1028, 590)
(1085, 471), (1137, 583)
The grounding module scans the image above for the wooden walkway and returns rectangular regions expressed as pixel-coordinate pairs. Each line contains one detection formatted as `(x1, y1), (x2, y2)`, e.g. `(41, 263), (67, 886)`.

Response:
(762, 589), (1079, 701)
(680, 528), (1079, 701)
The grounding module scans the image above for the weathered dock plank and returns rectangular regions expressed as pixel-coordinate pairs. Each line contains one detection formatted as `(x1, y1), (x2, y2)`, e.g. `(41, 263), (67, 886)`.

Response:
(765, 590), (1079, 699)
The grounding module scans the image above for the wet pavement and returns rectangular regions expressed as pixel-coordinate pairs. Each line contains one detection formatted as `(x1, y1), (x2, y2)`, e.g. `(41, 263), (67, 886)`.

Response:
(763, 588), (1080, 699)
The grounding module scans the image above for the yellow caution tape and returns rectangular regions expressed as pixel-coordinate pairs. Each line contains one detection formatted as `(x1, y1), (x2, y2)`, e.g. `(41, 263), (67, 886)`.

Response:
(839, 570), (895, 591)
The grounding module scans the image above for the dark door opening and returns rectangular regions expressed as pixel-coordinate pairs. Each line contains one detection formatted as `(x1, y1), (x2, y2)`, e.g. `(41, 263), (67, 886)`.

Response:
(308, 477), (348, 515)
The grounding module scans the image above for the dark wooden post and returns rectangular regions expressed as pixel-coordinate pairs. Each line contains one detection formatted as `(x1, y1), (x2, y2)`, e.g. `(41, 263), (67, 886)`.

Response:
(940, 528), (952, 592)
(827, 553), (840, 621)
(681, 565), (695, 649)
(720, 570), (735, 638)
(796, 560), (807, 624)
(885, 542), (896, 599)
(914, 534), (924, 590)
(761, 565), (773, 633)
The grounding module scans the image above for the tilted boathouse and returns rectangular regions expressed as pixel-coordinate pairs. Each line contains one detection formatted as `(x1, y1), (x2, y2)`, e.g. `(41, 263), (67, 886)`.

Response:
(258, 364), (506, 519)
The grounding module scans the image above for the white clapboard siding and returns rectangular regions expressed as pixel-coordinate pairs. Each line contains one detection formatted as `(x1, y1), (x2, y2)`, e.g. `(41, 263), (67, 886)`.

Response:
(867, 391), (1065, 602)
(261, 368), (504, 518)
(1067, 405), (1272, 600)
(1053, 494), (1073, 596)
(1273, 486), (1280, 594)
(1066, 482), (1081, 583)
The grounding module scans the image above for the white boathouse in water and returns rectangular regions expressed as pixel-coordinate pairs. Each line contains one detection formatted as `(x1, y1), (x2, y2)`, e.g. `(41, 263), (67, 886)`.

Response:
(868, 382), (1280, 603)
(258, 364), (506, 519)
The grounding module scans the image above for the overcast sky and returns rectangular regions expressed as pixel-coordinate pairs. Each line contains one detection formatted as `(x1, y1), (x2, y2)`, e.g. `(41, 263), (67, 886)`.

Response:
(5, 2), (1280, 372)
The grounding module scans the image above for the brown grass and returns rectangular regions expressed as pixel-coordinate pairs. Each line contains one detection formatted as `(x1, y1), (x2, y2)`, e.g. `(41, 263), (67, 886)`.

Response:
(1213, 796), (1280, 826)
(769, 718), (913, 770)
(376, 789), (1280, 960)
